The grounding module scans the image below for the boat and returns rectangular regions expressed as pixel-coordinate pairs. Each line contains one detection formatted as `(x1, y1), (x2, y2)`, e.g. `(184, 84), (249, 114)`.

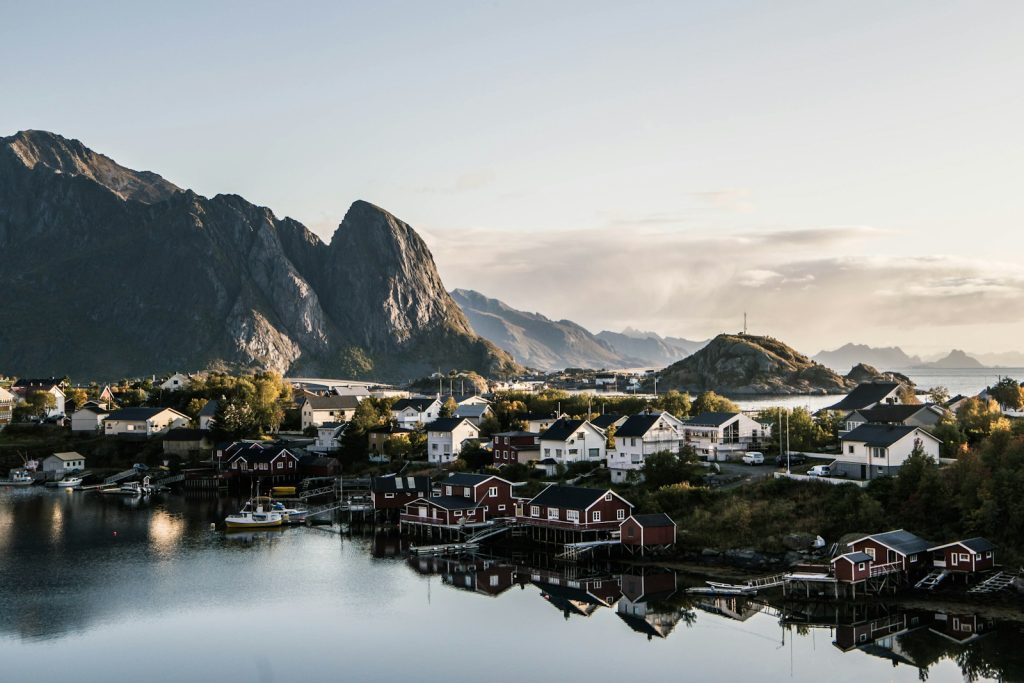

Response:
(225, 493), (284, 529)
(46, 476), (83, 488)
(0, 469), (35, 486)
(101, 477), (154, 496)
(238, 497), (308, 524)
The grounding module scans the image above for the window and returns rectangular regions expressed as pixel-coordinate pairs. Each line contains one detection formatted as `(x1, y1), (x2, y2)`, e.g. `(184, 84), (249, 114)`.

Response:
(464, 488), (471, 499)
(548, 507), (559, 520)
(446, 486), (452, 496)
(454, 510), (462, 517)
(555, 449), (562, 457)
(384, 493), (395, 499)
(504, 437), (509, 445)
(567, 510), (579, 523)
(604, 493), (612, 501)
(498, 505), (506, 511)
(276, 461), (283, 469)
(858, 562), (866, 571)
(959, 553), (969, 563)
(630, 438), (636, 447)
(432, 443), (438, 451)
(871, 447), (886, 459)
(592, 511), (601, 522)
(530, 505), (540, 517)
(488, 487), (497, 497)
(848, 445), (855, 454)
(589, 448), (599, 458)
(616, 509), (625, 521)
(986, 551), (993, 558)
(490, 575), (499, 587)
(544, 448), (550, 456)
(865, 547), (876, 560)
(909, 554), (918, 562)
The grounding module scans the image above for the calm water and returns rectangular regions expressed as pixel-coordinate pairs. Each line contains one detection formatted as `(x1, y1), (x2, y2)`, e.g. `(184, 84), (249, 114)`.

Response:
(735, 368), (1024, 412)
(0, 488), (1019, 683)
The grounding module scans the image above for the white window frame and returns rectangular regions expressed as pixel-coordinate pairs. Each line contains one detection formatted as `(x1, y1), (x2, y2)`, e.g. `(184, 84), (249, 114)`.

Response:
(488, 486), (497, 497)
(384, 493), (395, 499)
(592, 511), (601, 522)
(530, 505), (539, 517)
(616, 509), (625, 521)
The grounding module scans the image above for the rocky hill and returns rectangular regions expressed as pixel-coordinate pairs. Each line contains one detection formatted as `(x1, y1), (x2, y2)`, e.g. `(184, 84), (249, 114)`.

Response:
(657, 334), (855, 395)
(451, 289), (634, 371)
(0, 130), (518, 381)
(917, 349), (986, 369)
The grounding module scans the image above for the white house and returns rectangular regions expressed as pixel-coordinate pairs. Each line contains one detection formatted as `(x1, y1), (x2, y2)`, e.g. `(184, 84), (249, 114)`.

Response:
(390, 397), (442, 428)
(71, 405), (109, 433)
(841, 403), (947, 435)
(826, 382), (905, 412)
(425, 417), (480, 464)
(453, 403), (494, 427)
(538, 418), (607, 465)
(835, 424), (941, 480)
(197, 400), (220, 431)
(682, 411), (768, 462)
(311, 422), (346, 453)
(103, 407), (190, 438)
(42, 452), (85, 480)
(299, 394), (365, 429)
(160, 373), (191, 391)
(12, 379), (66, 417)
(0, 386), (15, 427)
(609, 412), (686, 483)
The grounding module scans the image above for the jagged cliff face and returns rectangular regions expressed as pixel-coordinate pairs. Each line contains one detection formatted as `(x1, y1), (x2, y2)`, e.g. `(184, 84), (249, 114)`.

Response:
(658, 333), (856, 395)
(0, 130), (517, 381)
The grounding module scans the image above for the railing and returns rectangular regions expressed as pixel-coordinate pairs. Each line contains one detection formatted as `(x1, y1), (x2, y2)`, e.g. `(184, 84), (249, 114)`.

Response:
(869, 561), (903, 577)
(514, 516), (622, 531)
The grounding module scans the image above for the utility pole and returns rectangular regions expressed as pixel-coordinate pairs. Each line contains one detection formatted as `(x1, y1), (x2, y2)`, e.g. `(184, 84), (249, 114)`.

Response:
(743, 312), (748, 335)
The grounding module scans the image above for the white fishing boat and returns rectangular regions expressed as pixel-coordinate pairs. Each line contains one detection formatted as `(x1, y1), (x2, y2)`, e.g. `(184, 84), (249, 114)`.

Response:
(0, 469), (35, 486)
(46, 476), (83, 488)
(236, 496), (308, 524)
(225, 487), (284, 529)
(114, 476), (153, 496)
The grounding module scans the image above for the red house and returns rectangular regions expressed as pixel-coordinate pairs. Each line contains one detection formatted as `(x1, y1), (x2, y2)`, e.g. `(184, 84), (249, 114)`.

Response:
(370, 475), (431, 511)
(928, 538), (996, 574)
(221, 443), (300, 481)
(830, 551), (874, 584)
(517, 485), (633, 532)
(436, 473), (516, 519)
(846, 529), (933, 576)
(620, 513), (677, 553)
(491, 431), (541, 466)
(401, 495), (487, 526)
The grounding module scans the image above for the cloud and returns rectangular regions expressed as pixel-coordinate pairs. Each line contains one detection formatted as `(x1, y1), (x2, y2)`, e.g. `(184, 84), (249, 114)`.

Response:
(427, 222), (1024, 354)
(409, 169), (496, 195)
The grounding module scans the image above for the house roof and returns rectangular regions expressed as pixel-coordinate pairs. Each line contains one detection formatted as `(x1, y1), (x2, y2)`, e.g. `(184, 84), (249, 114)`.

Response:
(852, 404), (937, 424)
(441, 394), (490, 405)
(930, 537), (996, 554)
(370, 475), (431, 493)
(454, 404), (491, 419)
(841, 424), (935, 448)
(615, 414), (666, 438)
(443, 472), (510, 488)
(627, 513), (676, 528)
(851, 529), (933, 556)
(13, 378), (62, 389)
(424, 495), (481, 511)
(392, 397), (438, 412)
(49, 451), (84, 461)
(303, 394), (363, 410)
(831, 551), (874, 564)
(74, 405), (109, 415)
(827, 382), (901, 411)
(590, 414), (624, 430)
(493, 430), (539, 438)
(425, 417), (474, 433)
(528, 484), (630, 511)
(197, 400), (219, 417)
(366, 423), (412, 435)
(539, 418), (592, 442)
(106, 407), (183, 421)
(685, 411), (741, 428)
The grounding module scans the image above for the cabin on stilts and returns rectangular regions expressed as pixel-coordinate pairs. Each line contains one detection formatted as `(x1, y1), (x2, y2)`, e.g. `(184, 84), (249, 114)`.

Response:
(515, 484), (633, 547)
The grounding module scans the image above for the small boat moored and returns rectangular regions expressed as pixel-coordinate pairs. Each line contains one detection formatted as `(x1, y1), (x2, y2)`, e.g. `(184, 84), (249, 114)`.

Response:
(0, 469), (35, 487)
(46, 477), (83, 488)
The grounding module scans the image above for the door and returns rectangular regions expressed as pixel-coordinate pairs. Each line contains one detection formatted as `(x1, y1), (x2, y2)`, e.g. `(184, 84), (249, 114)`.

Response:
(860, 464), (866, 479)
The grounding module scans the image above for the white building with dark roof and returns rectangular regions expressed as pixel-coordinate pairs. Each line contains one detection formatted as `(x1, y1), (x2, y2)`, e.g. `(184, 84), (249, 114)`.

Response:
(682, 411), (767, 462)
(300, 394), (365, 429)
(835, 424), (940, 479)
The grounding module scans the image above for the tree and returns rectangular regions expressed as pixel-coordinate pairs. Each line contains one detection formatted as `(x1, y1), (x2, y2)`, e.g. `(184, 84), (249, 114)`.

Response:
(477, 414), (501, 438)
(185, 398), (209, 419)
(692, 391), (739, 415)
(642, 449), (698, 489)
(957, 398), (1010, 443)
(654, 390), (691, 419)
(457, 441), (491, 469)
(25, 390), (56, 418)
(987, 377), (1024, 410)
(439, 397), (459, 418)
(605, 425), (617, 450)
(351, 399), (387, 433)
(758, 407), (827, 452)
(64, 387), (88, 410)
(896, 383), (920, 405)
(928, 385), (950, 405)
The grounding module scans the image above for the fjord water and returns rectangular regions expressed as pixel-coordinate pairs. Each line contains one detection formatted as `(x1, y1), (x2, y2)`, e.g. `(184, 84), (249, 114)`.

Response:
(0, 489), (1014, 683)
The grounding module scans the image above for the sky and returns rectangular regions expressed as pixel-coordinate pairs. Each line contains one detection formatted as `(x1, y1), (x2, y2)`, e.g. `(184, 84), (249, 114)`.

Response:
(3, 1), (1023, 355)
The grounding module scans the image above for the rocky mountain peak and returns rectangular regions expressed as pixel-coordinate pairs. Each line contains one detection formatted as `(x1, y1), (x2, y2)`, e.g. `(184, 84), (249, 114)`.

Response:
(2, 130), (181, 204)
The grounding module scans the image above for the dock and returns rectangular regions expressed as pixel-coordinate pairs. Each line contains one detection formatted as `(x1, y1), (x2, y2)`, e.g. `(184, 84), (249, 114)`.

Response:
(410, 542), (480, 556)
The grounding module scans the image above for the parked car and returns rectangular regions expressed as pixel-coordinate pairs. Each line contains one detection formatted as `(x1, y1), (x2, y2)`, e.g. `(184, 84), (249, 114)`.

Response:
(775, 453), (808, 467)
(741, 451), (764, 465)
(807, 465), (831, 477)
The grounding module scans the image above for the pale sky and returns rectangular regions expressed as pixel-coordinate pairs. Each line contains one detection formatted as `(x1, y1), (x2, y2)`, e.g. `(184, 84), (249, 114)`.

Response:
(3, 1), (1023, 355)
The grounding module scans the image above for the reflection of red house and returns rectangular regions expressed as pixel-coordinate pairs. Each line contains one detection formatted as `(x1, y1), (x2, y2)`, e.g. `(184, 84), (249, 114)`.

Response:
(929, 538), (995, 574)
(929, 612), (989, 644)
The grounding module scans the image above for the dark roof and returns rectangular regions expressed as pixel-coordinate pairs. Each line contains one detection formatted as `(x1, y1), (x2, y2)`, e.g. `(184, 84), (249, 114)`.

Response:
(425, 417), (473, 433)
(832, 551), (873, 564)
(842, 424), (926, 447)
(853, 404), (935, 423)
(297, 454), (338, 467)
(539, 418), (589, 442)
(615, 414), (664, 438)
(932, 537), (996, 553)
(303, 394), (362, 410)
(371, 475), (431, 493)
(493, 431), (539, 438)
(454, 404), (491, 418)
(443, 473), (504, 487)
(685, 411), (741, 427)
(628, 513), (675, 528)
(74, 405), (109, 415)
(855, 529), (933, 556)
(367, 424), (414, 435)
(617, 612), (669, 639)
(528, 484), (628, 511)
(827, 382), (901, 411)
(590, 414), (624, 430)
(426, 495), (481, 511)
(106, 407), (179, 420)
(13, 378), (61, 389)
(392, 397), (438, 412)
(197, 400), (219, 417)
(163, 428), (208, 442)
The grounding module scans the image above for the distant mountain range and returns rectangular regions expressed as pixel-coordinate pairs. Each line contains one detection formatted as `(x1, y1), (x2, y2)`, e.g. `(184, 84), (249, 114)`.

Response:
(814, 343), (1004, 371)
(451, 290), (706, 371)
(0, 130), (518, 381)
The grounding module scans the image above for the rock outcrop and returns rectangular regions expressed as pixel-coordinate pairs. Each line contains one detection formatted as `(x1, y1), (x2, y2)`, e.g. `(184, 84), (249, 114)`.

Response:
(0, 130), (518, 381)
(657, 334), (855, 395)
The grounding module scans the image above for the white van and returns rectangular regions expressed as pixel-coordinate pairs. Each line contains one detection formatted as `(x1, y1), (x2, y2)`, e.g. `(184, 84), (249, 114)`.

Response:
(808, 465), (831, 477)
(742, 452), (764, 465)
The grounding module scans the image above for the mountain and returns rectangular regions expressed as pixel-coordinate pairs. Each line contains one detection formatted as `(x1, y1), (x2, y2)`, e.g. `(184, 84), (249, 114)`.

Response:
(0, 130), (518, 381)
(973, 351), (1024, 367)
(917, 349), (986, 369)
(450, 289), (634, 371)
(813, 343), (921, 371)
(658, 334), (855, 395)
(595, 328), (707, 367)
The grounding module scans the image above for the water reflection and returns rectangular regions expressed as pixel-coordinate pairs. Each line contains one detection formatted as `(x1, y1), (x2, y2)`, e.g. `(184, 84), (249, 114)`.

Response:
(0, 489), (1019, 683)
